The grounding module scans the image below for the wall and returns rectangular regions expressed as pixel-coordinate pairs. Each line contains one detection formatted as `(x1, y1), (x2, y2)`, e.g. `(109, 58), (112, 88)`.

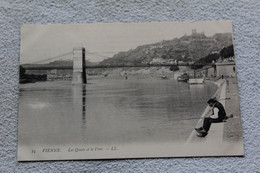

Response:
(0, 0), (259, 172)
(216, 63), (236, 77)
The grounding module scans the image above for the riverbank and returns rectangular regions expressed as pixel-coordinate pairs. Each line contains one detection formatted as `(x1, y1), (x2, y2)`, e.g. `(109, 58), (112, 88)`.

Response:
(185, 78), (225, 143)
(184, 77), (244, 156)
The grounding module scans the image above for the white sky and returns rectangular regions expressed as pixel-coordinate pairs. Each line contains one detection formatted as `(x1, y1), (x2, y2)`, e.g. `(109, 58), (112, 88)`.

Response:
(20, 21), (233, 64)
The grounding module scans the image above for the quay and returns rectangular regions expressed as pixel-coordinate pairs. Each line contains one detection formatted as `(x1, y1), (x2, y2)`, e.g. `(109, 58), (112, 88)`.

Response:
(184, 78), (244, 156)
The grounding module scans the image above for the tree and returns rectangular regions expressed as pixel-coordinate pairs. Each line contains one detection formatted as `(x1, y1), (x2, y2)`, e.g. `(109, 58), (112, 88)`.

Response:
(169, 65), (179, 71)
(220, 45), (234, 60)
(191, 53), (219, 69)
(20, 65), (26, 78)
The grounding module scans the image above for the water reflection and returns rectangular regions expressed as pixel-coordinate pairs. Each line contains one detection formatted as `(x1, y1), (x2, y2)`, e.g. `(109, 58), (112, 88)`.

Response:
(72, 84), (87, 129)
(82, 84), (87, 128)
(72, 84), (87, 143)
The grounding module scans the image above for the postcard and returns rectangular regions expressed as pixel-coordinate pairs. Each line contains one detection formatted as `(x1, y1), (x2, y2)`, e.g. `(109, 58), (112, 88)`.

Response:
(18, 21), (244, 161)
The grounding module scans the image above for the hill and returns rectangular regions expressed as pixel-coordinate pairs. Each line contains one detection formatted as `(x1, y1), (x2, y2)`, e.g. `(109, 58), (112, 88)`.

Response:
(99, 31), (233, 66)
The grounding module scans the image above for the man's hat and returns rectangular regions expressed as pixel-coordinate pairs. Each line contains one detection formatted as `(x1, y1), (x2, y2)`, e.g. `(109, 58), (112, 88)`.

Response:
(207, 98), (216, 104)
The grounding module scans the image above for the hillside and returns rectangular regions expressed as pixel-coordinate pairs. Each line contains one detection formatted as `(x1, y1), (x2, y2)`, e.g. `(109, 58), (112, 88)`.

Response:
(99, 31), (233, 66)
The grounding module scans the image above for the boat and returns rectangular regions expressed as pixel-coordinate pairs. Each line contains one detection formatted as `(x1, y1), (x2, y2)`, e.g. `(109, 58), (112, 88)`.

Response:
(177, 73), (189, 82)
(161, 71), (168, 79)
(187, 68), (204, 84)
(161, 75), (168, 79)
(188, 78), (204, 84)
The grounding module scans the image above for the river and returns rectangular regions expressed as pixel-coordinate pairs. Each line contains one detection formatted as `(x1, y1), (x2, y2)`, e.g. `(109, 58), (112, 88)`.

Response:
(18, 78), (217, 147)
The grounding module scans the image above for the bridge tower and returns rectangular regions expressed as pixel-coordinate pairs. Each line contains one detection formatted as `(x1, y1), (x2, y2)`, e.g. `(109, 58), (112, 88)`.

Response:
(72, 47), (87, 84)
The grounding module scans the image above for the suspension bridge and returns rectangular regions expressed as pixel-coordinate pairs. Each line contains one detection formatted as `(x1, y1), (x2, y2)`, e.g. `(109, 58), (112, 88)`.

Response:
(22, 48), (211, 70)
(21, 47), (235, 84)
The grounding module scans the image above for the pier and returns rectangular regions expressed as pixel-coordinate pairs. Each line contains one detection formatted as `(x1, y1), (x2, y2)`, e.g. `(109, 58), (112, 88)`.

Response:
(72, 47), (87, 84)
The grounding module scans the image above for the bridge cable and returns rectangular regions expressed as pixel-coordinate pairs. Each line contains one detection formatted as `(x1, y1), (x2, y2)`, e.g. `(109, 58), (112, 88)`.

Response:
(32, 51), (73, 64)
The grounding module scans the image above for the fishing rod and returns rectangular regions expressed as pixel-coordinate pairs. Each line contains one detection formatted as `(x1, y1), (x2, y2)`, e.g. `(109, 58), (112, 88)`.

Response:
(160, 98), (231, 106)
(169, 114), (233, 121)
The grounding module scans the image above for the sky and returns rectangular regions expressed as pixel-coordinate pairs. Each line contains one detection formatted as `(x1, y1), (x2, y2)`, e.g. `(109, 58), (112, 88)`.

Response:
(20, 21), (233, 64)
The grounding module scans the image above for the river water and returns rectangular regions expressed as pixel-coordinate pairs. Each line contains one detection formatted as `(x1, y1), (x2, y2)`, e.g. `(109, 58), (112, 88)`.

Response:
(18, 78), (217, 147)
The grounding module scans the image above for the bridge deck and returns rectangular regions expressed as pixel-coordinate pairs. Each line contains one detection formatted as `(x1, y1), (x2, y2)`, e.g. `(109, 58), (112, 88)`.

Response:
(22, 63), (222, 70)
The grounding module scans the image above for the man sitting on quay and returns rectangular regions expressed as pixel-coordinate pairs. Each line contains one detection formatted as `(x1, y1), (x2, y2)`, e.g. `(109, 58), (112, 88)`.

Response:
(195, 98), (227, 137)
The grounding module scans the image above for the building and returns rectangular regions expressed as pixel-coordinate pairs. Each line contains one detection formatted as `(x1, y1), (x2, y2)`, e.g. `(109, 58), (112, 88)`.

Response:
(216, 62), (236, 77)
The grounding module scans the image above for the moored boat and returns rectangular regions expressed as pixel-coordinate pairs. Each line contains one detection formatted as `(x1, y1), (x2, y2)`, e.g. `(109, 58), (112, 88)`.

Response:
(177, 73), (189, 82)
(188, 78), (204, 84)
(161, 75), (168, 79)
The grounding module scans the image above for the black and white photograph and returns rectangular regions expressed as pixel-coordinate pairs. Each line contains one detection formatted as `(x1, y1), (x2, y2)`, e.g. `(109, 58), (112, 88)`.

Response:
(18, 21), (244, 161)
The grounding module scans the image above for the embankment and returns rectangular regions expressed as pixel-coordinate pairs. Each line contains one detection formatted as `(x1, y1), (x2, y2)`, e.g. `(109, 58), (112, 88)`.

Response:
(185, 79), (226, 144)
